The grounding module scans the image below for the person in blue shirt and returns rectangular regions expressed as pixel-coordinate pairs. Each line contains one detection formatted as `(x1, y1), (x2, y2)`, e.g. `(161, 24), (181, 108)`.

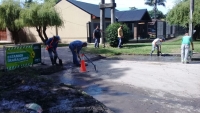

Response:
(46, 36), (60, 65)
(69, 40), (87, 67)
(181, 31), (194, 63)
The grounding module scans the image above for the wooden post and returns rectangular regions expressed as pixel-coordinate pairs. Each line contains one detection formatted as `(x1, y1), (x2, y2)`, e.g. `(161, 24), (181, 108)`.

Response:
(110, 0), (115, 24)
(134, 22), (138, 41)
(100, 0), (105, 46)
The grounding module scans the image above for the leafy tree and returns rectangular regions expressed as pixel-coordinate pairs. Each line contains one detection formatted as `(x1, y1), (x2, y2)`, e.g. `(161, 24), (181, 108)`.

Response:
(21, 0), (63, 43)
(145, 0), (166, 19)
(0, 0), (24, 44)
(148, 10), (165, 19)
(166, 0), (200, 40)
(166, 1), (189, 27)
(24, 0), (33, 7)
(105, 23), (130, 47)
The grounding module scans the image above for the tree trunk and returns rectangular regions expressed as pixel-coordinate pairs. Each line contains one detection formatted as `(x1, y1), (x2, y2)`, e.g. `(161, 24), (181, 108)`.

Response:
(36, 26), (46, 44)
(43, 26), (48, 41)
(8, 28), (20, 44)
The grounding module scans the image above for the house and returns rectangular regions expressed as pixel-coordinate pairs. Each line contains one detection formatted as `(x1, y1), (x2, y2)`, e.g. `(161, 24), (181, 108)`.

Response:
(26, 0), (152, 43)
(35, 0), (114, 43)
(0, 0), (152, 43)
(116, 9), (152, 39)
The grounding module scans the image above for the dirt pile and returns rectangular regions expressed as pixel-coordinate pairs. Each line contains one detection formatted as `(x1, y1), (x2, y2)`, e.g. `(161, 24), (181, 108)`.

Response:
(0, 66), (112, 113)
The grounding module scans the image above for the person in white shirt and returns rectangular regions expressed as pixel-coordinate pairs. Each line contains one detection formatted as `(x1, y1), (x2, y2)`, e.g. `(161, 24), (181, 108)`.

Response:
(150, 38), (164, 56)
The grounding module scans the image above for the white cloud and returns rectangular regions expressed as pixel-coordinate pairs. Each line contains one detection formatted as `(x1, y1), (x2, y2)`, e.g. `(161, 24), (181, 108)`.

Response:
(76, 0), (175, 14)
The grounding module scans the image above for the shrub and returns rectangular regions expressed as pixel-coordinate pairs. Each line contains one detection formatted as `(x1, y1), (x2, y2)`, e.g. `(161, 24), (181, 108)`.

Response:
(105, 23), (130, 47)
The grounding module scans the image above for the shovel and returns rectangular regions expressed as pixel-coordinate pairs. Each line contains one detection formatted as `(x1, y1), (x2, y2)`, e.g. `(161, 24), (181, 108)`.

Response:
(83, 53), (97, 72)
(52, 49), (63, 66)
(57, 56), (63, 66)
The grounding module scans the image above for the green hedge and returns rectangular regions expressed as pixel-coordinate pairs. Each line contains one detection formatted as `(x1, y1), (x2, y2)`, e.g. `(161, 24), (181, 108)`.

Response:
(105, 23), (130, 47)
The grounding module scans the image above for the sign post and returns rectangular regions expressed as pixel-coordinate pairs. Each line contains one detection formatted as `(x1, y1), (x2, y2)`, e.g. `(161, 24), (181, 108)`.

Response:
(4, 43), (41, 71)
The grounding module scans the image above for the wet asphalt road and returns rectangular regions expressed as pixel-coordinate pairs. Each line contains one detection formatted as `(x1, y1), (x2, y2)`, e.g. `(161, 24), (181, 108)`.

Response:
(57, 57), (200, 113)
(1, 47), (200, 113)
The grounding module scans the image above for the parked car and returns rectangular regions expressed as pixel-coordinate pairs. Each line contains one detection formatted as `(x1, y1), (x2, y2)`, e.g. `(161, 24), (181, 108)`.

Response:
(148, 28), (156, 34)
(148, 28), (156, 38)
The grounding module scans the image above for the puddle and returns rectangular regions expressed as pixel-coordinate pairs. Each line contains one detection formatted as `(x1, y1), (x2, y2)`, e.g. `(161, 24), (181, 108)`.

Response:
(84, 84), (103, 96)
(59, 72), (105, 96)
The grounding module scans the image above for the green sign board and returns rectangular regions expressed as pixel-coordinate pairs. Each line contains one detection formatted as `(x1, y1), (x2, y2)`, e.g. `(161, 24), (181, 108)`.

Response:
(5, 44), (41, 70)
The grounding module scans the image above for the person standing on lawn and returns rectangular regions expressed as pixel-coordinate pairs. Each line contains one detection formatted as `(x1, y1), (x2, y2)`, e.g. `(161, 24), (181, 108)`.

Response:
(150, 38), (164, 56)
(46, 35), (60, 65)
(181, 31), (194, 64)
(93, 25), (101, 48)
(117, 25), (123, 48)
(69, 40), (87, 67)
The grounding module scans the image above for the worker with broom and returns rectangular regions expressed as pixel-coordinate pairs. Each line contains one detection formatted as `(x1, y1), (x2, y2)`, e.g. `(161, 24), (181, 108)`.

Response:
(45, 35), (60, 66)
(69, 40), (87, 67)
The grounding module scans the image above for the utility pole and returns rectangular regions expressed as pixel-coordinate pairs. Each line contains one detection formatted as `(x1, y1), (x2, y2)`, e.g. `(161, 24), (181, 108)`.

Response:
(154, 0), (157, 38)
(110, 0), (115, 23)
(189, 0), (194, 37)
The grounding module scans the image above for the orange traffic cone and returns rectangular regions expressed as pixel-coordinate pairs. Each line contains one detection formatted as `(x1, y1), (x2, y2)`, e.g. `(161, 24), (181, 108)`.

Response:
(80, 54), (86, 72)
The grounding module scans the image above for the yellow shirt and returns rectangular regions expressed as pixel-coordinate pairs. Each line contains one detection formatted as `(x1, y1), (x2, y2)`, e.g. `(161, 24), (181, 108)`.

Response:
(118, 28), (123, 37)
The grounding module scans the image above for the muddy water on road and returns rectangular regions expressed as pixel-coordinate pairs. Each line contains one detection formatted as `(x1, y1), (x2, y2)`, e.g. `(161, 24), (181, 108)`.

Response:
(57, 55), (200, 113)
(59, 55), (182, 99)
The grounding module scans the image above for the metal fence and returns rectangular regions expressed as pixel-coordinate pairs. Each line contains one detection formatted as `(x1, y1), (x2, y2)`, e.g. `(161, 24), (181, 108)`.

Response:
(86, 21), (186, 43)
(156, 21), (186, 39)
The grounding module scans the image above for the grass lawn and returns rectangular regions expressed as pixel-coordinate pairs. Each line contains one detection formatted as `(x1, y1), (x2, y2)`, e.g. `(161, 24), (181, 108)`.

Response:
(1, 36), (199, 57)
(82, 36), (200, 56)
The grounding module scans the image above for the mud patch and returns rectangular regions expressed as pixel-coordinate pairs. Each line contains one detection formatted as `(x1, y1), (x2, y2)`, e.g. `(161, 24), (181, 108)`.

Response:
(0, 67), (112, 113)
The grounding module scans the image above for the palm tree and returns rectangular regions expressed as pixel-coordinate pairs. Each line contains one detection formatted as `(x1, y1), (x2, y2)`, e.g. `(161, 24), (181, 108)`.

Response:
(145, 0), (166, 19)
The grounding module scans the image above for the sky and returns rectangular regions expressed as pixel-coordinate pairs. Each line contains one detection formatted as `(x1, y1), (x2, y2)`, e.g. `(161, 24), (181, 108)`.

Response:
(77, 0), (176, 14)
